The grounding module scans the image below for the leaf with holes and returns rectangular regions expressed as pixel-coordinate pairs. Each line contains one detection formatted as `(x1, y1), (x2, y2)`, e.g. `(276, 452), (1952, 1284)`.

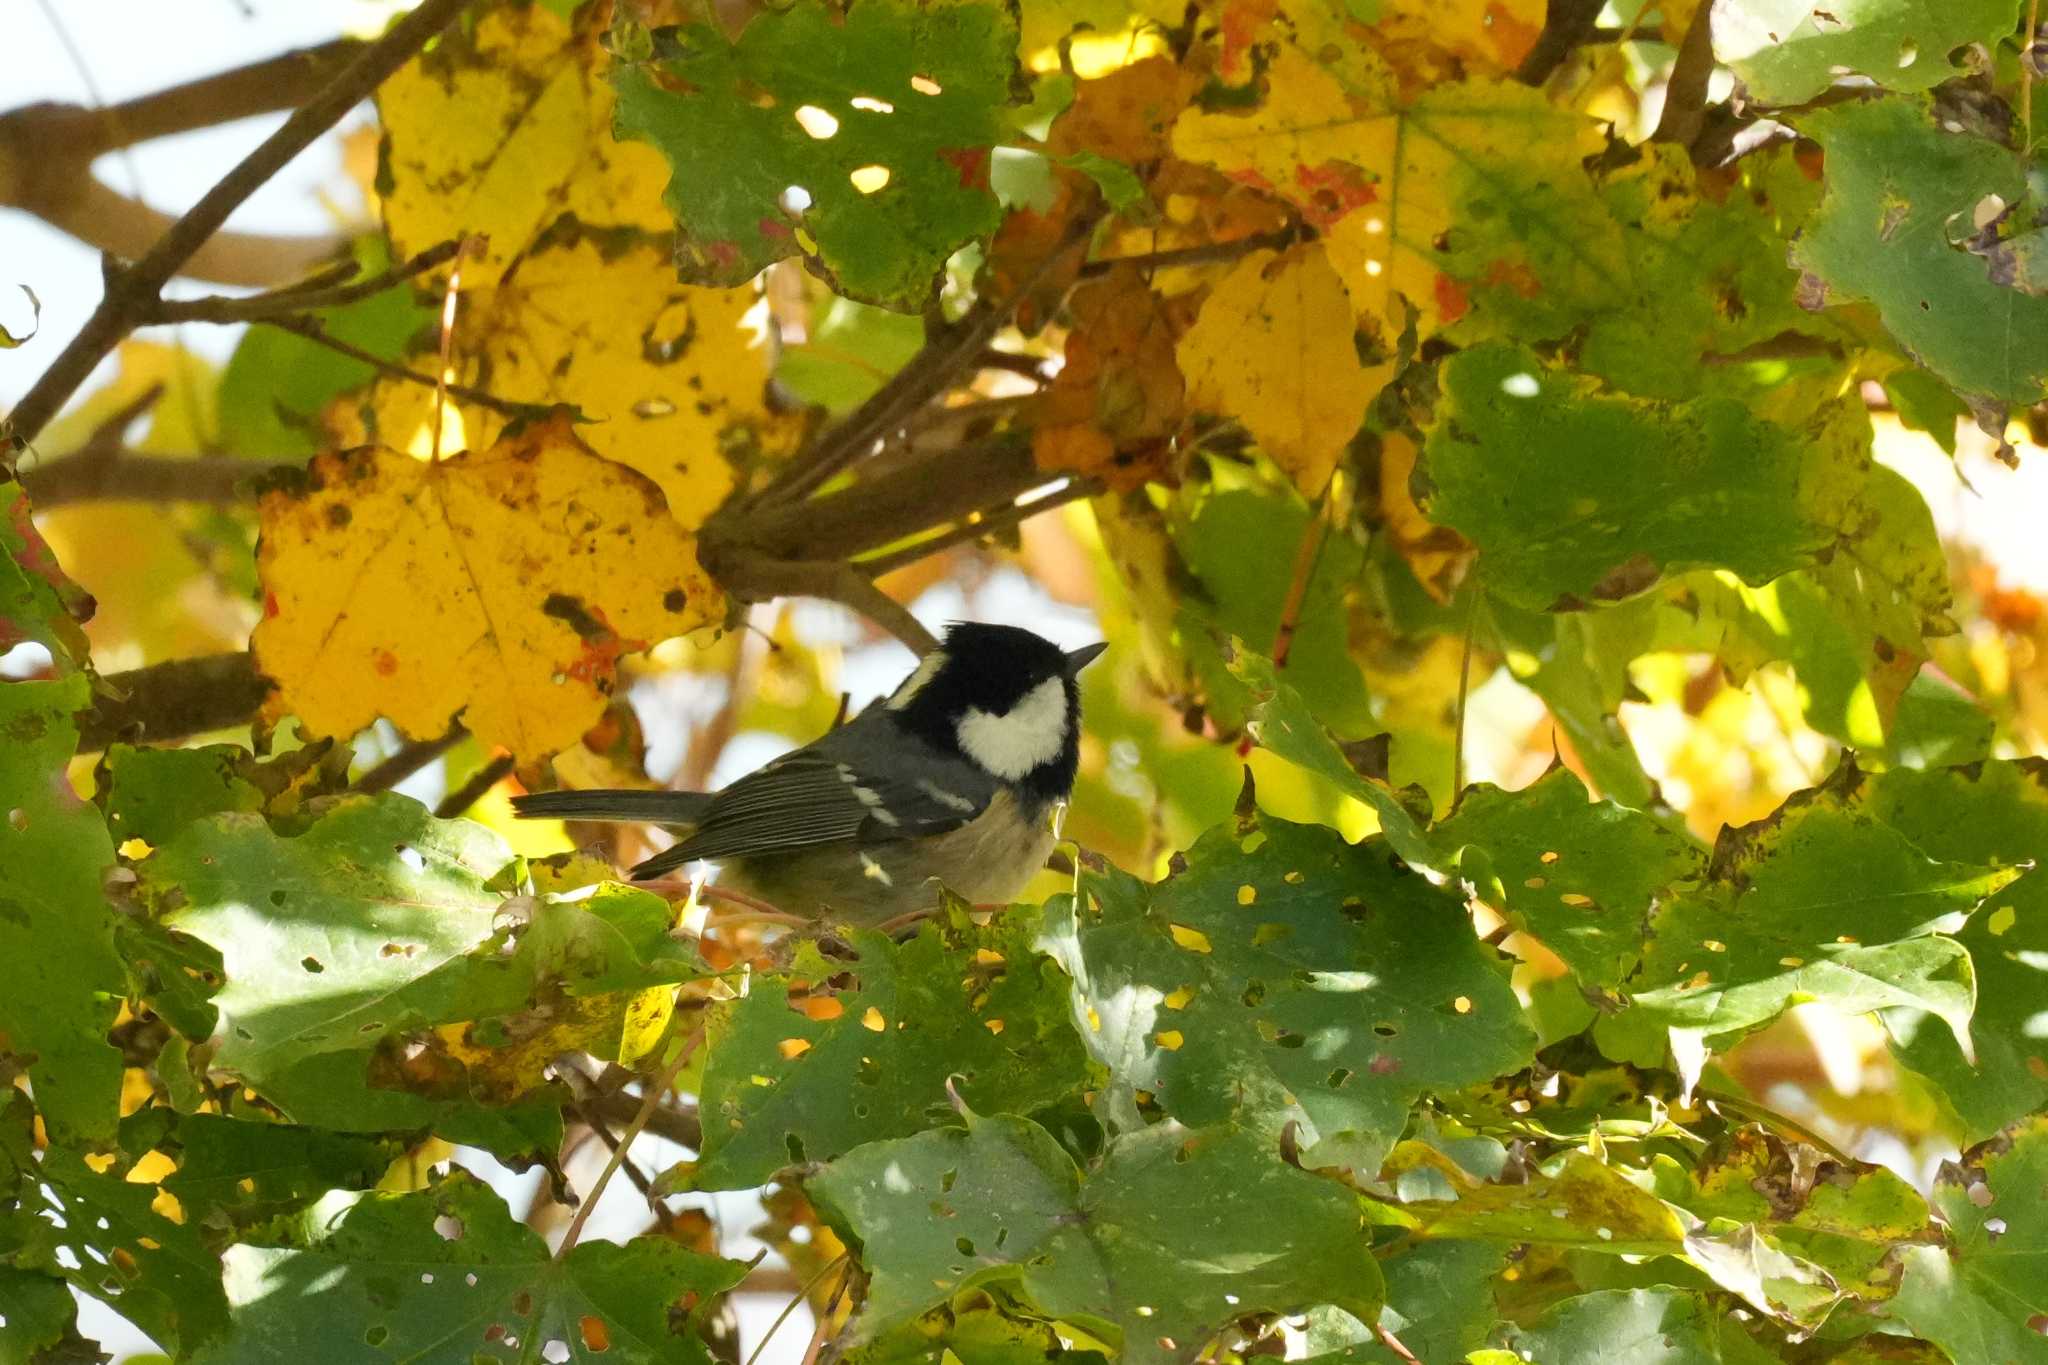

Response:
(1621, 766), (2016, 1084)
(1886, 1114), (2048, 1362)
(695, 901), (1090, 1190)
(613, 0), (1020, 308)
(1860, 759), (2048, 1141)
(191, 1172), (748, 1364)
(1794, 97), (2048, 407)
(0, 1094), (231, 1354)
(811, 1115), (1382, 1364)
(1038, 806), (1530, 1172)
(1716, 0), (2020, 105)
(377, 5), (673, 286)
(254, 413), (717, 759)
(1434, 767), (1703, 989)
(0, 484), (124, 1141)
(1421, 345), (1884, 613)
(331, 234), (796, 534)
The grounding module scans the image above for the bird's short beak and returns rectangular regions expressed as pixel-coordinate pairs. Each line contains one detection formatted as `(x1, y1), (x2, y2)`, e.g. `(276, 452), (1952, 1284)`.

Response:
(1065, 641), (1108, 674)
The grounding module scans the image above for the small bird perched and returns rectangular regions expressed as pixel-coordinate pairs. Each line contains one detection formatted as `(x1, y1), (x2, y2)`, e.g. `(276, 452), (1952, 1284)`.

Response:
(512, 622), (1106, 923)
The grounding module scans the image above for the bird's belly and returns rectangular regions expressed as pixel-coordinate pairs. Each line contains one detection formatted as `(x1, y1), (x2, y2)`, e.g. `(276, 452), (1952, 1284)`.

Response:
(721, 792), (1056, 924)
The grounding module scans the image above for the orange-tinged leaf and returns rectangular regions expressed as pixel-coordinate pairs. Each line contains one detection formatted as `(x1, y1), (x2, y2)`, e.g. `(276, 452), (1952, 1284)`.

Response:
(1034, 264), (1194, 489)
(1049, 56), (1203, 166)
(377, 6), (672, 286)
(254, 414), (717, 759)
(1173, 42), (1608, 352)
(1176, 244), (1378, 492)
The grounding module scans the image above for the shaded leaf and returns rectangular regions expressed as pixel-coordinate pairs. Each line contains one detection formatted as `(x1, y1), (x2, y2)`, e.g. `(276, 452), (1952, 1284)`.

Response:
(1716, 0), (2019, 105)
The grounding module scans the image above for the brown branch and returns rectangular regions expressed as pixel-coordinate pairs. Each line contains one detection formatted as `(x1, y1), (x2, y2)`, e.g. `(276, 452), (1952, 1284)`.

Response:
(19, 450), (280, 508)
(78, 651), (269, 751)
(355, 726), (463, 794)
(585, 1088), (704, 1151)
(435, 753), (515, 818)
(1652, 0), (1717, 149)
(0, 42), (367, 289)
(149, 240), (461, 325)
(254, 314), (552, 421)
(1515, 0), (1609, 86)
(853, 476), (1096, 577)
(1077, 227), (1299, 278)
(3, 0), (471, 456)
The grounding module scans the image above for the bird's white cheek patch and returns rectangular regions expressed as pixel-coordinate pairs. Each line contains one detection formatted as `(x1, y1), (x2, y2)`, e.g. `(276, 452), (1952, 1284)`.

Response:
(955, 677), (1067, 780)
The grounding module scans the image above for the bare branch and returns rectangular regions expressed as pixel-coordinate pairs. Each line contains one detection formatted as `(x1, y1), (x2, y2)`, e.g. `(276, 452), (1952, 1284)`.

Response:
(19, 450), (278, 509)
(1077, 227), (1300, 278)
(1515, 0), (1608, 86)
(3, 0), (471, 455)
(253, 314), (553, 421)
(853, 476), (1097, 577)
(435, 753), (515, 818)
(149, 240), (461, 325)
(354, 726), (463, 794)
(79, 652), (269, 751)
(1652, 0), (1717, 149)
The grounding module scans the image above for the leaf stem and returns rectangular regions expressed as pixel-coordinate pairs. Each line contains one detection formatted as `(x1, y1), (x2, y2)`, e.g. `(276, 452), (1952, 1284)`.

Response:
(1451, 588), (1479, 806)
(147, 239), (462, 325)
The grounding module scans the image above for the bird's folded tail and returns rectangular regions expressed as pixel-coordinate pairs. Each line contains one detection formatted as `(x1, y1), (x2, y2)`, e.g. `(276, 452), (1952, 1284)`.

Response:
(509, 789), (712, 825)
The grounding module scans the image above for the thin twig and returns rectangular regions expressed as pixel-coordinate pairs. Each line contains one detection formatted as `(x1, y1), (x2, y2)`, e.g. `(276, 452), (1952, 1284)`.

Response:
(1451, 589), (1478, 806)
(1372, 1324), (1422, 1365)
(853, 477), (1096, 577)
(354, 726), (463, 794)
(434, 753), (514, 818)
(1270, 494), (1330, 670)
(1077, 227), (1299, 278)
(257, 314), (550, 422)
(3, 0), (470, 453)
(148, 240), (461, 325)
(742, 1255), (850, 1365)
(554, 1024), (707, 1261)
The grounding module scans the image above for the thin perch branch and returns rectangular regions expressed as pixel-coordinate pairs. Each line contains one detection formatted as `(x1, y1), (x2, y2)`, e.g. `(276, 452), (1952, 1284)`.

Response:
(148, 240), (461, 325)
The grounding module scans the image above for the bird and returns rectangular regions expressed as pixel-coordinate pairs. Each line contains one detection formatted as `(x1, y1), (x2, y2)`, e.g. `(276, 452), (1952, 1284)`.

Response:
(512, 622), (1107, 923)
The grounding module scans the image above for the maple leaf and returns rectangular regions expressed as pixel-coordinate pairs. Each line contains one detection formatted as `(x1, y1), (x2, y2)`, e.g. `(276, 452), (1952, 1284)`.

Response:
(254, 413), (717, 759)
(1175, 244), (1379, 493)
(1035, 264), (1196, 490)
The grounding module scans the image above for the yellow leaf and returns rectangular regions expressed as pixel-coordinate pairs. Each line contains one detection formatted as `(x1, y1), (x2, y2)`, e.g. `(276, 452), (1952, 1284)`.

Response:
(377, 7), (673, 286)
(1172, 41), (1607, 352)
(1175, 244), (1378, 492)
(333, 236), (796, 530)
(254, 413), (717, 758)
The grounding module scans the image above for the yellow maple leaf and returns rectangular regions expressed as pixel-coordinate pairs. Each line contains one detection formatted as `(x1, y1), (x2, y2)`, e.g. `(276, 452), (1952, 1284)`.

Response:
(1173, 42), (1606, 353)
(377, 6), (672, 286)
(254, 414), (717, 758)
(1175, 244), (1378, 493)
(331, 236), (797, 531)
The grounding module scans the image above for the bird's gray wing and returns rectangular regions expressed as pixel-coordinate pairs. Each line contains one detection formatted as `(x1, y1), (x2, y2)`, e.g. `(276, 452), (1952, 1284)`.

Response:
(649, 716), (999, 869)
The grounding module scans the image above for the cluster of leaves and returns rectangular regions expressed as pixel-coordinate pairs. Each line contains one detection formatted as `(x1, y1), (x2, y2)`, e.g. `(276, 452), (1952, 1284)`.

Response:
(7, 0), (2048, 1361)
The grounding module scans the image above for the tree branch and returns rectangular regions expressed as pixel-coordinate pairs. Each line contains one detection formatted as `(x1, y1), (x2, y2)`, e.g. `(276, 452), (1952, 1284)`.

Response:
(148, 240), (460, 325)
(0, 42), (368, 289)
(853, 476), (1096, 577)
(79, 652), (268, 751)
(1077, 227), (1299, 278)
(2, 0), (470, 456)
(1515, 0), (1609, 86)
(1652, 0), (1717, 149)
(252, 314), (552, 421)
(19, 450), (280, 508)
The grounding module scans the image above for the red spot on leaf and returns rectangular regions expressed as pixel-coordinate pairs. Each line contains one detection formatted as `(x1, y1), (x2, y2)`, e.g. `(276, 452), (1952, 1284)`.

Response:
(1369, 1053), (1401, 1076)
(1481, 258), (1542, 299)
(264, 591), (281, 620)
(1293, 160), (1376, 229)
(758, 218), (793, 239)
(1219, 0), (1278, 81)
(373, 649), (399, 677)
(940, 147), (990, 191)
(1434, 273), (1470, 324)
(1225, 166), (1278, 195)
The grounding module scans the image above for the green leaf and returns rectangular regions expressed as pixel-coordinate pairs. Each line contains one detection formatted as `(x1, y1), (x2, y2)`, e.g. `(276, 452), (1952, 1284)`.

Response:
(1, 1095), (230, 1354)
(99, 743), (265, 848)
(1230, 649), (1434, 868)
(775, 296), (926, 411)
(1795, 97), (2048, 406)
(1401, 1149), (1688, 1255)
(0, 484), (124, 1141)
(192, 1172), (748, 1364)
(1307, 1242), (1505, 1365)
(1863, 760), (2048, 1139)
(810, 1115), (1382, 1364)
(613, 0), (1019, 308)
(1623, 768), (2016, 1082)
(1496, 1289), (1732, 1365)
(216, 238), (432, 458)
(159, 1114), (400, 1224)
(1038, 806), (1532, 1171)
(1181, 489), (1374, 738)
(1886, 1114), (2048, 1363)
(1422, 344), (1866, 612)
(0, 1265), (79, 1364)
(1716, 0), (2022, 105)
(696, 902), (1091, 1190)
(1434, 767), (1703, 989)
(135, 794), (512, 1090)
(850, 1307), (1109, 1365)
(1883, 367), (1970, 453)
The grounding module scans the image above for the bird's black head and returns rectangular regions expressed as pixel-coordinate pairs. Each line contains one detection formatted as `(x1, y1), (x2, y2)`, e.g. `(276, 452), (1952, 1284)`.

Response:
(886, 622), (1106, 803)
